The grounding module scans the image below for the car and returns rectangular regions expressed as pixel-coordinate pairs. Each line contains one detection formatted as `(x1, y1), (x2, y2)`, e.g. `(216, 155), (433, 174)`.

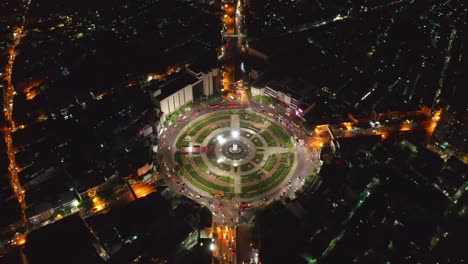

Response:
(239, 204), (251, 210)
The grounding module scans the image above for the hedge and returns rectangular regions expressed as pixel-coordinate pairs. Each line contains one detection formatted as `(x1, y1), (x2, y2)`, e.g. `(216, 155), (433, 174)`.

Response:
(268, 123), (291, 147)
(260, 131), (277, 146)
(217, 176), (234, 184)
(184, 163), (233, 193)
(263, 154), (278, 171)
(241, 170), (264, 183)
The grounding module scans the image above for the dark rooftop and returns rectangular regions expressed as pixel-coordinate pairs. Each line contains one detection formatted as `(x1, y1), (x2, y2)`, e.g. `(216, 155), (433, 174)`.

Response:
(154, 72), (199, 101)
(25, 214), (106, 264)
(188, 51), (217, 74)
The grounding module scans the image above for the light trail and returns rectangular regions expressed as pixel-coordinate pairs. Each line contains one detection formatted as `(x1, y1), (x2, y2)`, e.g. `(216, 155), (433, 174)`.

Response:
(2, 0), (31, 230)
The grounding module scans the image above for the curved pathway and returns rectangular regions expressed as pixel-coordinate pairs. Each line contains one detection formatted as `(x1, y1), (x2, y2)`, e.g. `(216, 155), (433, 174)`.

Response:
(174, 109), (299, 199)
(158, 104), (322, 224)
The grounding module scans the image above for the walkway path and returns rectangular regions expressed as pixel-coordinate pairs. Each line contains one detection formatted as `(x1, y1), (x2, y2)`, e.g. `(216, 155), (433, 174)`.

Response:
(231, 114), (240, 130)
(231, 114), (241, 194)
(264, 147), (289, 155)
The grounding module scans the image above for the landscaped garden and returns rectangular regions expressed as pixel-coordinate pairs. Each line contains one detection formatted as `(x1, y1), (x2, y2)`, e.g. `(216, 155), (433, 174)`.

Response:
(173, 109), (297, 201)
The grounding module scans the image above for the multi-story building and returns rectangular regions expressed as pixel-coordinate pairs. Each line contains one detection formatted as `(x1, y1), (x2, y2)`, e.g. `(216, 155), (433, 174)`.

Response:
(150, 73), (197, 124)
(251, 80), (303, 110)
(150, 67), (218, 127)
(187, 66), (219, 96)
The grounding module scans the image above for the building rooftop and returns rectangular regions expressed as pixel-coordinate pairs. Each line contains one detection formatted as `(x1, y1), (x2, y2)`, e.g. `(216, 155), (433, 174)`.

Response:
(154, 72), (199, 101)
(266, 80), (304, 100)
(188, 52), (217, 74)
(25, 214), (106, 264)
(251, 78), (268, 89)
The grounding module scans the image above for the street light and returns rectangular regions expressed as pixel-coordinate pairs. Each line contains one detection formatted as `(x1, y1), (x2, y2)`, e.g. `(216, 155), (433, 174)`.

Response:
(217, 135), (226, 144)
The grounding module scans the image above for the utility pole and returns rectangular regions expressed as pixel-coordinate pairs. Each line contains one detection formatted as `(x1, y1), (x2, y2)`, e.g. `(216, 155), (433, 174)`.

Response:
(126, 180), (138, 200)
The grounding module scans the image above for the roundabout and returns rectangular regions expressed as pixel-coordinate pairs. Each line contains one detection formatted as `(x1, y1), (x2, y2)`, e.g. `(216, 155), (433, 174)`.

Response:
(171, 109), (299, 202)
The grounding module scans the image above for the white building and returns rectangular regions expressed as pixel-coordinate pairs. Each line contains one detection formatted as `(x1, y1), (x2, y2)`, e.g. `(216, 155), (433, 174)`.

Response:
(151, 73), (197, 126)
(187, 66), (219, 96)
(150, 67), (218, 129)
(251, 80), (303, 110)
(251, 84), (264, 97)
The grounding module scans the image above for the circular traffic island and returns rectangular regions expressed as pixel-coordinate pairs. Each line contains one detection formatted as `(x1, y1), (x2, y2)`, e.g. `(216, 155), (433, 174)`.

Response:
(224, 141), (248, 160)
(173, 109), (296, 202)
